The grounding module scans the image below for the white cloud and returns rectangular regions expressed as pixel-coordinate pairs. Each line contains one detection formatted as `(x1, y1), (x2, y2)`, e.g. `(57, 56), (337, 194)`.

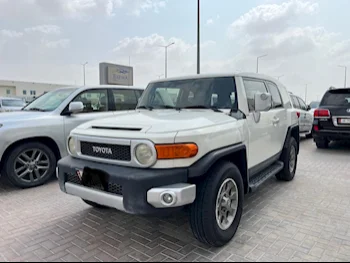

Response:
(0, 0), (167, 20)
(228, 0), (319, 37)
(41, 38), (71, 48)
(0, 29), (24, 38)
(25, 25), (62, 35)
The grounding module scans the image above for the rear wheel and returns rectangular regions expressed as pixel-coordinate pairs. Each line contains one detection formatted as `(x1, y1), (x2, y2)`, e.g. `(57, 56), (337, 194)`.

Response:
(189, 161), (244, 247)
(2, 142), (56, 188)
(305, 132), (313, 139)
(315, 139), (329, 149)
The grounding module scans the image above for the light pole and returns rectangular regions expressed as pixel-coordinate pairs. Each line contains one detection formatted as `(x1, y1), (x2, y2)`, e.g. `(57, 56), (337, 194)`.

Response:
(81, 62), (88, 86)
(256, 54), (267, 73)
(197, 0), (200, 74)
(305, 83), (311, 103)
(276, 75), (284, 80)
(338, 65), (347, 88)
(160, 42), (175, 78)
(157, 74), (164, 79)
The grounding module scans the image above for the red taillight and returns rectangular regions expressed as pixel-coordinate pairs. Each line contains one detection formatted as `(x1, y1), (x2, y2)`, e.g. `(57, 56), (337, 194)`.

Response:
(314, 109), (330, 118)
(296, 112), (300, 118)
(313, 125), (319, 131)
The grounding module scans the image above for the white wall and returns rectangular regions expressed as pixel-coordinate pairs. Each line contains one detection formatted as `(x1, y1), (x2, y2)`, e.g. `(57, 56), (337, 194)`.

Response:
(0, 80), (74, 99)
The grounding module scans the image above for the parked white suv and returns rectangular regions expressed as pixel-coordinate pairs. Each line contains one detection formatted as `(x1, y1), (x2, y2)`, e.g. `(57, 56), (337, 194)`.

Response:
(57, 73), (300, 247)
(0, 97), (26, 112)
(0, 85), (144, 188)
(289, 93), (313, 138)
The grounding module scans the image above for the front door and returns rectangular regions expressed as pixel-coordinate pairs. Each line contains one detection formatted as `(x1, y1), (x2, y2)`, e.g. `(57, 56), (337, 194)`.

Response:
(243, 78), (273, 169)
(265, 81), (289, 154)
(63, 89), (115, 140)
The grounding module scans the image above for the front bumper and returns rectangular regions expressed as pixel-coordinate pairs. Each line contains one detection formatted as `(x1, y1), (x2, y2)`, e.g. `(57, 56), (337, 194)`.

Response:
(57, 156), (196, 215)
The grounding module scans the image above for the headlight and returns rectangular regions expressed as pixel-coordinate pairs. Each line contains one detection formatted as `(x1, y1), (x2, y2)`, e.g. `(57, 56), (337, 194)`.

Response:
(68, 136), (77, 155)
(135, 143), (156, 166)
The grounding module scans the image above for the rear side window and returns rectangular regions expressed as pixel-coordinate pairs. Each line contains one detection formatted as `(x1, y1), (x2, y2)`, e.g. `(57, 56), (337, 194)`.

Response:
(291, 95), (300, 109)
(243, 79), (268, 111)
(321, 90), (350, 106)
(297, 97), (307, 111)
(266, 82), (283, 108)
(112, 89), (138, 110)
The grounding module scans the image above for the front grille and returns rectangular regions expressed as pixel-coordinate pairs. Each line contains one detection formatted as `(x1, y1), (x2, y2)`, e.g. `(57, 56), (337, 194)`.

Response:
(80, 141), (131, 161)
(66, 173), (123, 196)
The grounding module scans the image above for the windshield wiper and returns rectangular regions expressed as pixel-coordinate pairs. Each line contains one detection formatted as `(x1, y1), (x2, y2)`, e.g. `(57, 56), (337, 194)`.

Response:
(183, 105), (223, 112)
(24, 107), (47, 112)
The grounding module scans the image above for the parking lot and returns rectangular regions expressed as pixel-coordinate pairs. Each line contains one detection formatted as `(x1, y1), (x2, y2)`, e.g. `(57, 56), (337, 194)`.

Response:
(0, 138), (349, 262)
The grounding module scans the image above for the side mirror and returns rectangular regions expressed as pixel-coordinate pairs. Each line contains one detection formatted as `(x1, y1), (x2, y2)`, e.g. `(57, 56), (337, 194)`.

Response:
(68, 102), (84, 114)
(307, 105), (311, 111)
(254, 92), (272, 112)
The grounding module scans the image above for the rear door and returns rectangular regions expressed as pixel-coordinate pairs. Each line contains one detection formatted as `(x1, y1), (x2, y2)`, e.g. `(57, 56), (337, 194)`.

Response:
(109, 89), (139, 111)
(319, 89), (350, 130)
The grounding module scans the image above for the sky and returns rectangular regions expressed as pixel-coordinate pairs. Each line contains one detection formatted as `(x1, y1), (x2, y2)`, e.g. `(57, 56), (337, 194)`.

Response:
(1, 0), (350, 103)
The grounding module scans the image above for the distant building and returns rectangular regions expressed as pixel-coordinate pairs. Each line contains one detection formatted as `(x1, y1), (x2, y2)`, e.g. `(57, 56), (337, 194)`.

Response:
(0, 79), (73, 102)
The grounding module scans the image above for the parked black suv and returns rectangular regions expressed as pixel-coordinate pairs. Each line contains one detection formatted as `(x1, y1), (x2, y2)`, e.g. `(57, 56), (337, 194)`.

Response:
(312, 87), (350, 148)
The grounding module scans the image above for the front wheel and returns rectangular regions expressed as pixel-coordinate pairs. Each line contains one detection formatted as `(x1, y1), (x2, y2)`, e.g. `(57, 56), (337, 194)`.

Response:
(189, 161), (244, 247)
(276, 137), (298, 181)
(2, 142), (57, 188)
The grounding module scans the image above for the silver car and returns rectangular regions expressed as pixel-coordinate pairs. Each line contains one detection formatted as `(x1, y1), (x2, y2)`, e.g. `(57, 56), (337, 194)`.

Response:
(0, 85), (144, 188)
(0, 97), (27, 112)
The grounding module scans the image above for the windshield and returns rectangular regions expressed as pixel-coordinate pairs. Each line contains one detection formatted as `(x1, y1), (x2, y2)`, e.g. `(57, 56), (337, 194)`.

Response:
(137, 77), (237, 111)
(321, 90), (350, 106)
(1, 99), (26, 107)
(23, 88), (77, 112)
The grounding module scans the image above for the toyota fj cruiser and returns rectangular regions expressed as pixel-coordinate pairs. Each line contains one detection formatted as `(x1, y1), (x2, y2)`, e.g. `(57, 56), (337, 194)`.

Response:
(57, 73), (300, 247)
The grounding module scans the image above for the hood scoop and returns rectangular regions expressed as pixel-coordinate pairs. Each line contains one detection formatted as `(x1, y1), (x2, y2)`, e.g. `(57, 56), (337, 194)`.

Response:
(91, 126), (142, 132)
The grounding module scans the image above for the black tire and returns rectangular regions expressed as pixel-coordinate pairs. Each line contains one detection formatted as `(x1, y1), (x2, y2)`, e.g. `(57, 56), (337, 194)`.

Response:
(315, 139), (329, 149)
(189, 161), (244, 247)
(2, 142), (57, 189)
(276, 137), (298, 181)
(82, 199), (109, 209)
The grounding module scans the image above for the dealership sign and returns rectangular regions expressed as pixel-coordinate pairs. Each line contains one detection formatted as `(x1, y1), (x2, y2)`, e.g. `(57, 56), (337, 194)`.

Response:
(99, 62), (134, 86)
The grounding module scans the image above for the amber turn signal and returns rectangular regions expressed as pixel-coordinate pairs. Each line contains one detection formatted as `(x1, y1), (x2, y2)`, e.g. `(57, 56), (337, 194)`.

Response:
(155, 143), (198, 159)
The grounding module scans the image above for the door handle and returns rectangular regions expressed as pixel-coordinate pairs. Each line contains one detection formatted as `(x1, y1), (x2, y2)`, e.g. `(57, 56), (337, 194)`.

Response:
(272, 117), (280, 124)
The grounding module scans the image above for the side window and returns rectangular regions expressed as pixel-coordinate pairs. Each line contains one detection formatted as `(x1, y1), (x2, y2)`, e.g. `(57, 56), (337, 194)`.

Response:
(243, 79), (268, 112)
(297, 97), (307, 110)
(112, 89), (138, 110)
(266, 82), (283, 109)
(73, 89), (108, 113)
(291, 95), (301, 109)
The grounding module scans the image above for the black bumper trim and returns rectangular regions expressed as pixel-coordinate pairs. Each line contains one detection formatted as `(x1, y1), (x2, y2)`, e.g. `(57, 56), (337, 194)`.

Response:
(57, 156), (188, 215)
(313, 130), (350, 141)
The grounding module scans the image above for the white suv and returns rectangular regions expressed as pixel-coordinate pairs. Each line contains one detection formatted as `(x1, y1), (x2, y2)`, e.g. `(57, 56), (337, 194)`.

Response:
(57, 73), (300, 247)
(289, 93), (313, 138)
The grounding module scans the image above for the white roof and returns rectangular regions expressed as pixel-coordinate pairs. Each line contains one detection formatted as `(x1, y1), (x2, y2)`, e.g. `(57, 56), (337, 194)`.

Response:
(149, 72), (280, 84)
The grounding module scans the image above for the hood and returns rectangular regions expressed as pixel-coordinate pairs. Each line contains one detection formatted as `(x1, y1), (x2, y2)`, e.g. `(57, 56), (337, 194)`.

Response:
(0, 111), (50, 123)
(77, 109), (236, 134)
